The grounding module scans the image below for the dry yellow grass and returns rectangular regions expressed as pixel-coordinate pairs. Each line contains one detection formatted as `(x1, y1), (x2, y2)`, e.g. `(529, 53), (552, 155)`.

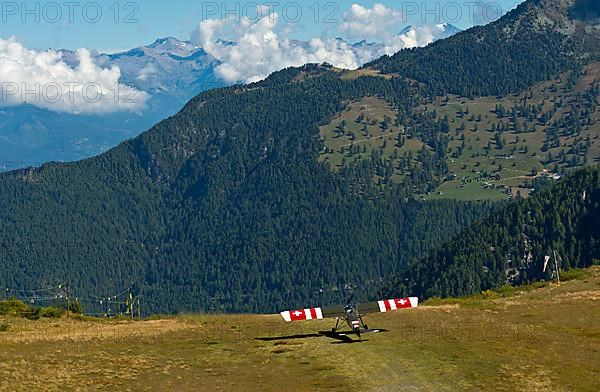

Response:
(1, 268), (599, 391)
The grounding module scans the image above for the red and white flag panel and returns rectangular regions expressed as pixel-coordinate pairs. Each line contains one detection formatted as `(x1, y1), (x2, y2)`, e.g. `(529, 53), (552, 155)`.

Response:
(377, 297), (418, 312)
(280, 307), (324, 322)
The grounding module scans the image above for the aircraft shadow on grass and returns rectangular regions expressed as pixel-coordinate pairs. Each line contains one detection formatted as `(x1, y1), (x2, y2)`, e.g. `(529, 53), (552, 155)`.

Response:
(255, 333), (323, 341)
(255, 329), (388, 344)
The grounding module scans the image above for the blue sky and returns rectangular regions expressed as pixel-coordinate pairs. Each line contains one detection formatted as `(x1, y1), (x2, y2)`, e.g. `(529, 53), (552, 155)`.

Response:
(1, 0), (525, 52)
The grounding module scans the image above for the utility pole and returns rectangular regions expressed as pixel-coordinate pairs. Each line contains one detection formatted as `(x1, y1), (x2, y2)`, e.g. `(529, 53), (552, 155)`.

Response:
(106, 292), (110, 318)
(553, 250), (561, 285)
(129, 288), (134, 319)
(66, 283), (70, 318)
(125, 290), (129, 318)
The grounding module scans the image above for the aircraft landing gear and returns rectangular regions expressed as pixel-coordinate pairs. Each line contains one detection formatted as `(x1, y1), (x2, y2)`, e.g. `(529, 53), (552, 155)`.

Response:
(332, 318), (340, 333)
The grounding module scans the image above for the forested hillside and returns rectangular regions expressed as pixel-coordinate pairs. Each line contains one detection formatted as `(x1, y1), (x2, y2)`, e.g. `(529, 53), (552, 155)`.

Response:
(0, 67), (492, 313)
(384, 167), (600, 300)
(0, 0), (599, 314)
(368, 0), (599, 97)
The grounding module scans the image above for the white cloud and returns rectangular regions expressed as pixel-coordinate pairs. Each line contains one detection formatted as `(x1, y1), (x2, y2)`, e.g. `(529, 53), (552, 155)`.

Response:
(192, 14), (362, 84)
(136, 63), (158, 82)
(340, 3), (403, 40)
(382, 24), (450, 55)
(0, 37), (148, 115)
(191, 8), (455, 84)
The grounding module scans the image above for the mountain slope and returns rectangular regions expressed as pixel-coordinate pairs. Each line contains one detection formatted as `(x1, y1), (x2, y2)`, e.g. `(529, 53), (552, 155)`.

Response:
(0, 66), (492, 313)
(0, 0), (598, 313)
(383, 167), (600, 300)
(367, 0), (600, 97)
(320, 0), (600, 200)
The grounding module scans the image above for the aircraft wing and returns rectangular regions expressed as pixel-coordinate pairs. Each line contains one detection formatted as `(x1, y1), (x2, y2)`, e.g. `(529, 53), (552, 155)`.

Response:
(280, 305), (345, 322)
(320, 305), (346, 319)
(357, 297), (418, 315)
(279, 297), (417, 322)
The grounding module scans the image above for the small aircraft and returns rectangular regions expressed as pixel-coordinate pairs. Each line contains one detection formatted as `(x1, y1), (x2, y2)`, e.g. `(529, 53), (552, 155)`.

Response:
(280, 297), (418, 341)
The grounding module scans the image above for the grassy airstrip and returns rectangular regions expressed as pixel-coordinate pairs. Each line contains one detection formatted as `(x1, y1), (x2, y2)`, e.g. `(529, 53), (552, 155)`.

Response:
(1, 268), (599, 391)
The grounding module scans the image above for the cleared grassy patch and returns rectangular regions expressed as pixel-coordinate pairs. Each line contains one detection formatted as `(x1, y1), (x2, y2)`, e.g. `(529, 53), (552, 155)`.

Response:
(319, 96), (425, 185)
(424, 64), (600, 200)
(319, 63), (600, 200)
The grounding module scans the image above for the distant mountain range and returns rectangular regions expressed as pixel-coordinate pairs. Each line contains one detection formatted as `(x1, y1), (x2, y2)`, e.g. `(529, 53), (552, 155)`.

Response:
(0, 37), (223, 170)
(0, 25), (462, 170)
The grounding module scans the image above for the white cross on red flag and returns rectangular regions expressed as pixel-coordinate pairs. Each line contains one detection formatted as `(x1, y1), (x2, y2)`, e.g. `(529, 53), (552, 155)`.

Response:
(377, 297), (418, 312)
(280, 307), (324, 322)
